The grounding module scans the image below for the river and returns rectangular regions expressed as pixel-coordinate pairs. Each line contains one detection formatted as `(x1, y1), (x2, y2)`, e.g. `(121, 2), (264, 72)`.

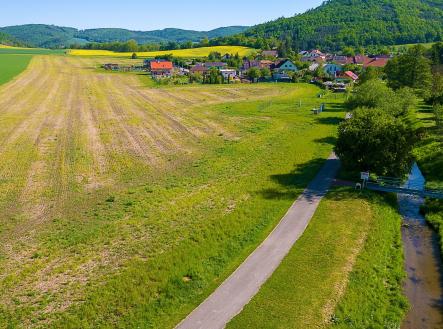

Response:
(400, 163), (443, 329)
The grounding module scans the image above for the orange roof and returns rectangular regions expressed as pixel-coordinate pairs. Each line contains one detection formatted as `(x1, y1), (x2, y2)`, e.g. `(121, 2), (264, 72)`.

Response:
(150, 61), (173, 70)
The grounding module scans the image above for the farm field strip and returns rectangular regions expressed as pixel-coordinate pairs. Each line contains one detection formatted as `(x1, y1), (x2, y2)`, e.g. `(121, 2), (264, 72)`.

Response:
(68, 45), (255, 58)
(0, 54), (344, 328)
(0, 54), (33, 86)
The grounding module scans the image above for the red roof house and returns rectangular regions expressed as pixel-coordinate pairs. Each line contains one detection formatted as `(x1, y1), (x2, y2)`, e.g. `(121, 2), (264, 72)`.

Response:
(150, 61), (174, 76)
(364, 57), (390, 68)
(150, 61), (173, 70)
(344, 71), (359, 81)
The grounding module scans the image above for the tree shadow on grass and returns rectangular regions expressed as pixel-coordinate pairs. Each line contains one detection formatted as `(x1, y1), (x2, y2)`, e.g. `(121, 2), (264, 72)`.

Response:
(314, 136), (338, 146)
(323, 103), (346, 113)
(315, 117), (343, 126)
(259, 158), (326, 200)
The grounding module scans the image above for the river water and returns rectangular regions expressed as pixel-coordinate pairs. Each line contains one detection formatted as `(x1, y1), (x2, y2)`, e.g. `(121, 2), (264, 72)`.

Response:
(400, 163), (443, 329)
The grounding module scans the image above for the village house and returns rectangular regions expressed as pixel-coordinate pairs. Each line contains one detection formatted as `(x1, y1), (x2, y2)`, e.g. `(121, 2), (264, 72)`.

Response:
(190, 62), (228, 75)
(301, 49), (327, 62)
(353, 55), (372, 65)
(242, 60), (274, 70)
(323, 63), (343, 76)
(103, 63), (120, 71)
(150, 60), (174, 77)
(343, 70), (359, 81)
(272, 59), (298, 73)
(220, 69), (238, 80)
(144, 58), (168, 68)
(363, 57), (390, 68)
(271, 59), (298, 81)
(328, 55), (353, 65)
(309, 62), (320, 72)
(190, 63), (208, 74)
(205, 62), (228, 70)
(261, 50), (279, 58)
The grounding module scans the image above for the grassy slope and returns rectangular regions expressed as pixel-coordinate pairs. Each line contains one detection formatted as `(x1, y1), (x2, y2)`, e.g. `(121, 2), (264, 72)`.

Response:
(69, 45), (255, 58)
(0, 54), (33, 85)
(228, 189), (407, 329)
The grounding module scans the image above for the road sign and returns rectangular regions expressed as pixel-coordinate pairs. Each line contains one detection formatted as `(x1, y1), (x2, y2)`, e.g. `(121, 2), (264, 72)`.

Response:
(361, 172), (370, 181)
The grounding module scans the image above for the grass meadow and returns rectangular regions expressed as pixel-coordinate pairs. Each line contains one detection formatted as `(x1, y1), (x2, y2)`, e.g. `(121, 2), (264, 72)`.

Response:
(228, 189), (407, 329)
(0, 54), (346, 328)
(69, 45), (256, 58)
(0, 47), (66, 55)
(0, 54), (33, 85)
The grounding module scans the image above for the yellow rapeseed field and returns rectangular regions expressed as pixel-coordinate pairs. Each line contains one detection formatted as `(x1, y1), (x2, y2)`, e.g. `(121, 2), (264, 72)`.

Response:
(0, 44), (42, 50)
(69, 45), (256, 58)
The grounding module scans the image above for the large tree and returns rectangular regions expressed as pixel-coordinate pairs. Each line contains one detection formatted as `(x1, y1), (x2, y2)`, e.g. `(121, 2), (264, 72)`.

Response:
(335, 108), (416, 176)
(247, 67), (261, 82)
(430, 42), (443, 65)
(385, 45), (432, 97)
(346, 80), (417, 118)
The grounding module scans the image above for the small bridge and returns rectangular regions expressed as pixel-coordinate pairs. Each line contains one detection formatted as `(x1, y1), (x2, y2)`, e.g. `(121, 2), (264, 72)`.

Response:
(364, 176), (443, 200)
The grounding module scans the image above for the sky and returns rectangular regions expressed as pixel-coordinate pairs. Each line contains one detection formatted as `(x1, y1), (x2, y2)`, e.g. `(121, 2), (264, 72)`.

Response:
(0, 0), (324, 31)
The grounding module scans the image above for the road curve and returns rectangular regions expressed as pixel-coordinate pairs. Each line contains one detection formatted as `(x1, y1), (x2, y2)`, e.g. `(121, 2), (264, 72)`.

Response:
(176, 153), (341, 329)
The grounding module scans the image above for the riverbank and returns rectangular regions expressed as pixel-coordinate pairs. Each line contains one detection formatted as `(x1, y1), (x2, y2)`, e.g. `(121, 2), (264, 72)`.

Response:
(399, 164), (443, 328)
(414, 104), (443, 255)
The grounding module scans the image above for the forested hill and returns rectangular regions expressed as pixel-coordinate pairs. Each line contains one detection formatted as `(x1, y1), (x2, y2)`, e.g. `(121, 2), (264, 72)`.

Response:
(0, 31), (25, 47)
(0, 24), (249, 48)
(244, 0), (443, 51)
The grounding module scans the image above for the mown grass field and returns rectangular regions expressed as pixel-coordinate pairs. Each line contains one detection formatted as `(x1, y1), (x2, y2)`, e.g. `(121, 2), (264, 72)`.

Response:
(69, 45), (256, 58)
(0, 54), (33, 85)
(228, 189), (407, 329)
(0, 54), (345, 328)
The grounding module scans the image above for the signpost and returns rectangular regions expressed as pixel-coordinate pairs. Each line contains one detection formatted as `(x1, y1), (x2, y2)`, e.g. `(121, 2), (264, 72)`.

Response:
(361, 171), (370, 189)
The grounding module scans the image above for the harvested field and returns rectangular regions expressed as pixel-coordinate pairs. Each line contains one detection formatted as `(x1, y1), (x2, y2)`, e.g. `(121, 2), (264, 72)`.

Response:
(0, 55), (345, 328)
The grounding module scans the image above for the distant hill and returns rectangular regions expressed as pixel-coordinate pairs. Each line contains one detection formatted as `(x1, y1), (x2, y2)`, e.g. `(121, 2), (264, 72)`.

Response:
(0, 24), (249, 48)
(243, 0), (443, 51)
(0, 31), (25, 47)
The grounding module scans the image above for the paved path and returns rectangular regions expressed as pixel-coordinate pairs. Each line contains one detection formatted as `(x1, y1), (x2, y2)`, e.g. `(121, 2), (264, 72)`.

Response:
(176, 154), (341, 329)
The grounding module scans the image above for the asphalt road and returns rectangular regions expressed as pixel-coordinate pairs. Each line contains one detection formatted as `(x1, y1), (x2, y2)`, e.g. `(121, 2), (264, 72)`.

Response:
(176, 154), (341, 329)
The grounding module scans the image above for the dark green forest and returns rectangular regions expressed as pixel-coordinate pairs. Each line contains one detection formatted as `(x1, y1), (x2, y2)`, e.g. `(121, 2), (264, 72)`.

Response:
(0, 24), (249, 48)
(238, 0), (443, 51)
(2, 0), (443, 51)
(0, 31), (25, 47)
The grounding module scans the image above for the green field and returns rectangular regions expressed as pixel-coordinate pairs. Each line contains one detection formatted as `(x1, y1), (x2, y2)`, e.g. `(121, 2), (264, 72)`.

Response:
(0, 55), (347, 328)
(0, 47), (66, 55)
(0, 54), (33, 85)
(228, 189), (406, 329)
(331, 193), (407, 328)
